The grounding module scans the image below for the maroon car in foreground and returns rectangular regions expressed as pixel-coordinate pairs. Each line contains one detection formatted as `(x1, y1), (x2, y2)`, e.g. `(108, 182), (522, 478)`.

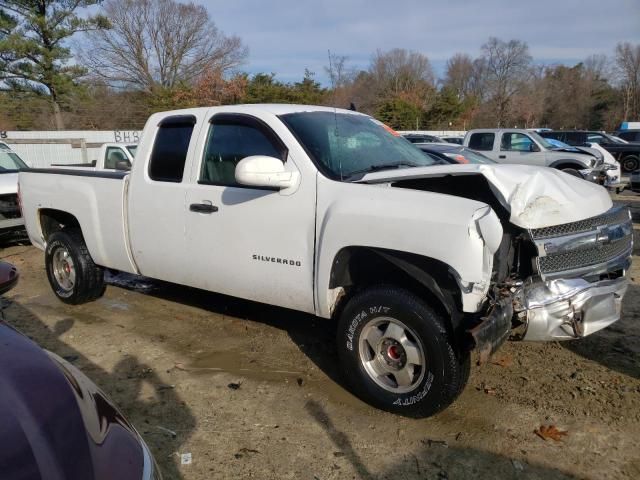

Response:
(0, 261), (161, 480)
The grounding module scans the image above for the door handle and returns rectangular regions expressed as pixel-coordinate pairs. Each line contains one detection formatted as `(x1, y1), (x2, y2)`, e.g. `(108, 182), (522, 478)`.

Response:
(190, 203), (219, 213)
(499, 155), (506, 159)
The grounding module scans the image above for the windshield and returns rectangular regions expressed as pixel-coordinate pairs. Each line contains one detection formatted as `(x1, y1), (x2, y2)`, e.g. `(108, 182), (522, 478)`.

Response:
(126, 145), (138, 156)
(608, 135), (628, 144)
(280, 111), (438, 180)
(528, 131), (555, 149)
(545, 138), (572, 149)
(0, 145), (27, 171)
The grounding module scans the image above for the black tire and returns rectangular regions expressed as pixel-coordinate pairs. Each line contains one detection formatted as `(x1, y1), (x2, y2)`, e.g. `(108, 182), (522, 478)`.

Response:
(45, 229), (105, 304)
(561, 168), (581, 177)
(336, 285), (470, 417)
(621, 155), (639, 173)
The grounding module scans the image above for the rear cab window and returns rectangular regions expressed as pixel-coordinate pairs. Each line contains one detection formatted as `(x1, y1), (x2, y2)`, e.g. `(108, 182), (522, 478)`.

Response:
(468, 133), (495, 151)
(148, 115), (196, 182)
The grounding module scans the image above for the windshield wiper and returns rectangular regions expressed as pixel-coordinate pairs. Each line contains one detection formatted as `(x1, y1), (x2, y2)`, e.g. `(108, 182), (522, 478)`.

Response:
(346, 162), (420, 180)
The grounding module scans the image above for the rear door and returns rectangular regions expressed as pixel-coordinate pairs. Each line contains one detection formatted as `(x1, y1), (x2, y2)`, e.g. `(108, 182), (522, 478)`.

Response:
(181, 111), (316, 313)
(496, 132), (547, 166)
(127, 113), (205, 283)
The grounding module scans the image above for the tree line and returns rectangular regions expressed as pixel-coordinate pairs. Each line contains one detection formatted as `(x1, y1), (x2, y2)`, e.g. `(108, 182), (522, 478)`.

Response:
(0, 0), (639, 131)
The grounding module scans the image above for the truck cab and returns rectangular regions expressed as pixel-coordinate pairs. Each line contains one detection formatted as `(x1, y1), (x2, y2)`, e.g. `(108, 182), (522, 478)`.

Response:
(51, 143), (136, 171)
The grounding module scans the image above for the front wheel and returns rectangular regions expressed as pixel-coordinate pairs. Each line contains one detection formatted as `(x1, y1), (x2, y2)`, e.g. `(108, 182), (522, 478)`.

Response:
(336, 286), (469, 417)
(621, 155), (639, 173)
(561, 168), (582, 177)
(45, 229), (105, 304)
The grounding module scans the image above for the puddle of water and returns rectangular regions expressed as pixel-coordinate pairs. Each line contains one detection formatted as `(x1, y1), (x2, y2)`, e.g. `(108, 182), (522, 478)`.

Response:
(186, 349), (369, 409)
(186, 350), (303, 382)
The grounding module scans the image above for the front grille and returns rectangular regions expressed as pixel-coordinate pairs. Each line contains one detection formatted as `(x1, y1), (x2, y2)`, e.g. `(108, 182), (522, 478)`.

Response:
(0, 194), (20, 220)
(538, 235), (632, 274)
(531, 207), (630, 239)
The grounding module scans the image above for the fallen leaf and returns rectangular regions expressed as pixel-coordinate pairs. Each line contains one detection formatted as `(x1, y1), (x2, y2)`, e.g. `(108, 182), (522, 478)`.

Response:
(484, 386), (496, 395)
(534, 425), (568, 442)
(491, 355), (512, 367)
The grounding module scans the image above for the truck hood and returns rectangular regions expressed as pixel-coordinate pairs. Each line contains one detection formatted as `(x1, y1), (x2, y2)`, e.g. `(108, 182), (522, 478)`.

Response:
(358, 164), (612, 229)
(0, 172), (18, 195)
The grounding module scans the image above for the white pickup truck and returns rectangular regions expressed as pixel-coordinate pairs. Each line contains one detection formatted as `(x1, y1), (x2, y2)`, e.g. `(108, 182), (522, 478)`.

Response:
(19, 105), (632, 417)
(463, 128), (608, 182)
(51, 143), (136, 171)
(0, 142), (28, 238)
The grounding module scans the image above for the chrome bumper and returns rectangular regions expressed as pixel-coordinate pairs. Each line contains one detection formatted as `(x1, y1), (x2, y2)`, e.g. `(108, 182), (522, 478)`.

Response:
(517, 275), (628, 341)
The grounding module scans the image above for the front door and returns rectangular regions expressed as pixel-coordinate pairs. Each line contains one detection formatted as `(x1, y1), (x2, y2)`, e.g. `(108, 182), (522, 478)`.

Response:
(497, 132), (547, 166)
(182, 112), (316, 313)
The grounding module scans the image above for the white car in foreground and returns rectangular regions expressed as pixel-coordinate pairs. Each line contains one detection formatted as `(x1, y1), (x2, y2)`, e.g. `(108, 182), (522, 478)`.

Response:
(19, 105), (632, 417)
(0, 142), (27, 239)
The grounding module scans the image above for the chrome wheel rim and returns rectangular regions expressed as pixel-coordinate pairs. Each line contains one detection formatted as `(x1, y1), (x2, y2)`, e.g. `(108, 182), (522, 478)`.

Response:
(358, 316), (426, 393)
(52, 247), (76, 292)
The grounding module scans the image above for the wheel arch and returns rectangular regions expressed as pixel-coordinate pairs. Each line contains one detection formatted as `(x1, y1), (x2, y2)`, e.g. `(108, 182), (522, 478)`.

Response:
(549, 160), (588, 170)
(39, 208), (81, 243)
(328, 246), (464, 333)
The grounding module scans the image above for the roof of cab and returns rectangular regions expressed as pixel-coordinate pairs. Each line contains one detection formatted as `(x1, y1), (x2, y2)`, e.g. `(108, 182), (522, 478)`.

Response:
(153, 103), (366, 117)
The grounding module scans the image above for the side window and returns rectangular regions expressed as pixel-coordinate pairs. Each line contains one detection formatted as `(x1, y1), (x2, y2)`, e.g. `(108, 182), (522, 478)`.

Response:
(587, 133), (605, 144)
(200, 117), (286, 186)
(501, 133), (534, 152)
(468, 133), (494, 151)
(148, 116), (195, 182)
(618, 131), (639, 142)
(105, 147), (129, 170)
(563, 132), (582, 145)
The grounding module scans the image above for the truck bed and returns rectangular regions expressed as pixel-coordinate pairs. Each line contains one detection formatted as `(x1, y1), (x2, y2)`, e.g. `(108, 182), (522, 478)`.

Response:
(19, 168), (137, 274)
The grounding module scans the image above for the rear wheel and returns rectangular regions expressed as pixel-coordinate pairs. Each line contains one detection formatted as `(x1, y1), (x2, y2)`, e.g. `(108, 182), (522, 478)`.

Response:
(336, 285), (469, 417)
(621, 155), (639, 173)
(45, 229), (105, 304)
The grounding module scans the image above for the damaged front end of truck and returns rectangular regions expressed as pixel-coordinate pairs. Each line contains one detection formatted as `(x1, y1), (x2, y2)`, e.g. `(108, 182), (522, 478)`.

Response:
(366, 164), (633, 362)
(470, 205), (632, 362)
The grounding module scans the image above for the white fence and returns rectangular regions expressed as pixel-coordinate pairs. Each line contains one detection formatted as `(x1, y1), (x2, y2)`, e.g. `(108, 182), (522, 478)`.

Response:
(398, 130), (467, 137)
(1, 130), (141, 168)
(3, 129), (468, 169)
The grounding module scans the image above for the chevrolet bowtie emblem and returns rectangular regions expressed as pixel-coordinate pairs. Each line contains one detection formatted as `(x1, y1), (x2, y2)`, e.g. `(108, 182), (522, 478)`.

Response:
(595, 226), (611, 245)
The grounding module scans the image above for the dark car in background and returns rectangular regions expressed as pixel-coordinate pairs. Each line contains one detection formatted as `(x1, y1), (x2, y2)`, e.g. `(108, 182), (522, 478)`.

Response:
(416, 143), (496, 165)
(0, 261), (160, 480)
(539, 130), (640, 172)
(616, 129), (640, 143)
(401, 133), (446, 144)
(441, 136), (464, 145)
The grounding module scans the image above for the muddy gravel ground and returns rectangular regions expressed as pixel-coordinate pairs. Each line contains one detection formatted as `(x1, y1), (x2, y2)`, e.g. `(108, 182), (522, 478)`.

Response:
(2, 193), (640, 480)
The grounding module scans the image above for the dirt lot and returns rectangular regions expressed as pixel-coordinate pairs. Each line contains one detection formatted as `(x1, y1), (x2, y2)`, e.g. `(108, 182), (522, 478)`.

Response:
(2, 193), (640, 480)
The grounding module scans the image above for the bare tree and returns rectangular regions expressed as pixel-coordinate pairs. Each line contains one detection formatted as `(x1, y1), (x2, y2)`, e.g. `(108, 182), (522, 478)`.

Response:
(480, 37), (532, 126)
(370, 48), (435, 97)
(325, 52), (353, 89)
(443, 53), (475, 100)
(614, 42), (640, 120)
(81, 0), (248, 92)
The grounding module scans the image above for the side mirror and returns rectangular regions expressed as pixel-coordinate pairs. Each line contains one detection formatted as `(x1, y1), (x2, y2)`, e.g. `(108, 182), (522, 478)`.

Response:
(115, 160), (131, 171)
(529, 143), (540, 152)
(235, 156), (297, 189)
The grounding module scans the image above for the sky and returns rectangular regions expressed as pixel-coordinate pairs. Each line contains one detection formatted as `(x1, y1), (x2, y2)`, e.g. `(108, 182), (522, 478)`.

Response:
(202, 0), (640, 85)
